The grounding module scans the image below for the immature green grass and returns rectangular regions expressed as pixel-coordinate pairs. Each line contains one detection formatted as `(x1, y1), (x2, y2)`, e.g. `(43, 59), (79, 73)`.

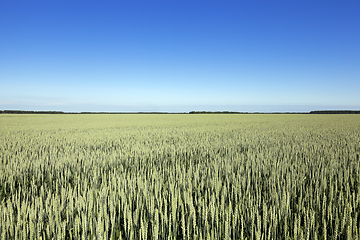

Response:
(0, 114), (359, 239)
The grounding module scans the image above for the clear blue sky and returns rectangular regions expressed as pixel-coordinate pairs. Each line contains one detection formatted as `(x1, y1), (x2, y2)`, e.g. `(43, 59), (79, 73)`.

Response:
(1, 0), (359, 112)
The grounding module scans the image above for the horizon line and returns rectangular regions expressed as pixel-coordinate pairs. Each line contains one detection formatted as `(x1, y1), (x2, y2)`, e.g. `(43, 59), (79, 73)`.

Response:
(1, 110), (360, 114)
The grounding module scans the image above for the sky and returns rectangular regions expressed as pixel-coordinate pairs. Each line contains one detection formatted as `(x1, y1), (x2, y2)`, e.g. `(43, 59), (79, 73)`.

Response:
(1, 0), (359, 112)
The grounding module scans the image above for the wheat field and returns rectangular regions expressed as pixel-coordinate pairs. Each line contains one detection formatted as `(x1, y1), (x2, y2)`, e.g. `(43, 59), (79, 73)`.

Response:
(0, 114), (359, 239)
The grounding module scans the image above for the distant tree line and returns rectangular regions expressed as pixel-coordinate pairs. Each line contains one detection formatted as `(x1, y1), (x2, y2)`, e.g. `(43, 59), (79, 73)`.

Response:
(0, 110), (175, 114)
(0, 110), (65, 114)
(310, 110), (360, 114)
(1, 110), (359, 114)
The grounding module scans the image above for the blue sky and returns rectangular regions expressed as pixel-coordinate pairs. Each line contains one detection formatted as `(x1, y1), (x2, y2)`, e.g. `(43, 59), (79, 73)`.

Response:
(1, 0), (359, 112)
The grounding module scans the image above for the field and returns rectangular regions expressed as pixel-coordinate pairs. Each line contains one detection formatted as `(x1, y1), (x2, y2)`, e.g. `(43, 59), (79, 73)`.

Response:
(1, 114), (360, 239)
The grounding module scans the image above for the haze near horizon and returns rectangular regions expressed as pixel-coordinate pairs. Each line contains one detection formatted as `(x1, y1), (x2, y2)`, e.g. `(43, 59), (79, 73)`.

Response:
(1, 0), (359, 112)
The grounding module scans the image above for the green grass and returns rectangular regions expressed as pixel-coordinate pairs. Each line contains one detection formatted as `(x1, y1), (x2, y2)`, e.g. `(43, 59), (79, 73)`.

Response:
(1, 114), (360, 239)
